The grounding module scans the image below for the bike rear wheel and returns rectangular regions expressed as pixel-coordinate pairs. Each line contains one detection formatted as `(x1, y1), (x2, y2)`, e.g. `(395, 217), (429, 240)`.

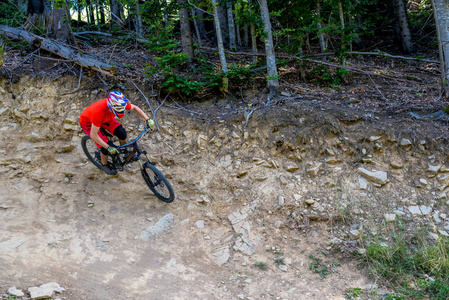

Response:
(141, 162), (175, 203)
(81, 135), (103, 170)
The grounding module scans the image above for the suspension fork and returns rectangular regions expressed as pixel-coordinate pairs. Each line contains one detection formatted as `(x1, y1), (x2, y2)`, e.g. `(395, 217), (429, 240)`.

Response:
(138, 151), (152, 169)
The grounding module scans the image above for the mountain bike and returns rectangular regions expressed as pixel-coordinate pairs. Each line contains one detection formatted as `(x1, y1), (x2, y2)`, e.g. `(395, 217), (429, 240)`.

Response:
(81, 125), (175, 203)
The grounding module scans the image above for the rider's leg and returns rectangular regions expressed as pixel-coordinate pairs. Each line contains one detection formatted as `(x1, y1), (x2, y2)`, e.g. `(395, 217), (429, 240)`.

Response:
(101, 152), (108, 165)
(100, 141), (115, 165)
(113, 125), (128, 146)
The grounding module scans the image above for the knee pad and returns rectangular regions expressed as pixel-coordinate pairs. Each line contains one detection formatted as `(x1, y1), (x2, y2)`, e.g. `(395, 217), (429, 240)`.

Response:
(114, 125), (127, 140)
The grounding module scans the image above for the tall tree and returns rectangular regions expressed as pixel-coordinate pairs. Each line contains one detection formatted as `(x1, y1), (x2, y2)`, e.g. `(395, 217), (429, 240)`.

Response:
(259, 0), (279, 93)
(76, 0), (82, 23)
(217, 3), (229, 48)
(227, 1), (237, 50)
(28, 0), (52, 15)
(192, 9), (203, 47)
(51, 3), (74, 45)
(18, 0), (28, 14)
(99, 2), (105, 24)
(179, 0), (194, 59)
(338, 0), (346, 66)
(212, 0), (229, 92)
(86, 0), (95, 24)
(432, 0), (449, 96)
(248, 0), (257, 64)
(110, 0), (121, 27)
(194, 9), (207, 42)
(316, 0), (326, 55)
(135, 0), (143, 36)
(392, 0), (413, 54)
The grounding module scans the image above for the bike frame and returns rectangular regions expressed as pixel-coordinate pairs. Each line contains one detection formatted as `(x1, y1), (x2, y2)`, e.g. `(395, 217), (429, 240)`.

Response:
(113, 125), (152, 170)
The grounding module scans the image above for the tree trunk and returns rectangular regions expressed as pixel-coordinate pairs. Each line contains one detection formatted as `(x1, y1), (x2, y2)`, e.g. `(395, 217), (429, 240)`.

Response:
(135, 0), (143, 36)
(192, 9), (202, 48)
(217, 4), (229, 49)
(338, 0), (346, 66)
(212, 0), (229, 91)
(100, 4), (105, 24)
(0, 25), (116, 75)
(77, 0), (82, 23)
(163, 0), (169, 27)
(110, 0), (121, 27)
(52, 4), (74, 45)
(227, 2), (236, 50)
(26, 0), (51, 30)
(89, 0), (95, 25)
(85, 0), (91, 24)
(95, 1), (100, 26)
(259, 0), (279, 93)
(236, 24), (241, 46)
(393, 0), (414, 54)
(243, 24), (249, 47)
(119, 5), (125, 24)
(235, 6), (242, 46)
(18, 0), (28, 14)
(179, 0), (194, 59)
(29, 0), (45, 14)
(431, 0), (449, 96)
(195, 9), (207, 41)
(316, 0), (326, 55)
(249, 0), (257, 64)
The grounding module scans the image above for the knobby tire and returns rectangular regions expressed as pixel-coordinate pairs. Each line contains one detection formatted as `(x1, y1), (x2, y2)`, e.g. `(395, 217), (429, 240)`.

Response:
(141, 162), (175, 203)
(81, 135), (103, 170)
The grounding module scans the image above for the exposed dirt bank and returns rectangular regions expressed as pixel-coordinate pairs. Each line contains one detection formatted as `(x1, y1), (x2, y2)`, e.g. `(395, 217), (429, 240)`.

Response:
(1, 76), (449, 299)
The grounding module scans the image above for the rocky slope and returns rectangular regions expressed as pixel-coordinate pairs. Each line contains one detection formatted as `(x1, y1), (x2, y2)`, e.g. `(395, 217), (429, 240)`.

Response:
(1, 76), (449, 299)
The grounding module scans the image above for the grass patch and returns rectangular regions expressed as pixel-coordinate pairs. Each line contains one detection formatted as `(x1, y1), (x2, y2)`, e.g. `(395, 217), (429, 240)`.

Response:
(345, 287), (362, 299)
(360, 219), (449, 299)
(253, 262), (267, 271)
(274, 258), (285, 266)
(309, 254), (340, 278)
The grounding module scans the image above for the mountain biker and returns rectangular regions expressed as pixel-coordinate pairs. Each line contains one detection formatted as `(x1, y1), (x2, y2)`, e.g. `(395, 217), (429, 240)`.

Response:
(79, 90), (155, 175)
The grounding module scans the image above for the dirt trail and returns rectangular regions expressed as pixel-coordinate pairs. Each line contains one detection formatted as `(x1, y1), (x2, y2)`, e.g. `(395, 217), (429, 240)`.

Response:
(2, 76), (448, 299)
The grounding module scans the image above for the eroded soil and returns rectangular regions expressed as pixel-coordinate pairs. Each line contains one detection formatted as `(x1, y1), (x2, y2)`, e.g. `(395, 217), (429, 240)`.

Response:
(1, 66), (449, 300)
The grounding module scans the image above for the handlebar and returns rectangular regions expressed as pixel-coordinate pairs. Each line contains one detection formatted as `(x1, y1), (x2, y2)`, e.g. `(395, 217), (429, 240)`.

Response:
(117, 125), (151, 149)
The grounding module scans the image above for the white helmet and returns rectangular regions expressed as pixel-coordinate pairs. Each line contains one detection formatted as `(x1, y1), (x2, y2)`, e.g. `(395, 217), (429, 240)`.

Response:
(107, 91), (129, 118)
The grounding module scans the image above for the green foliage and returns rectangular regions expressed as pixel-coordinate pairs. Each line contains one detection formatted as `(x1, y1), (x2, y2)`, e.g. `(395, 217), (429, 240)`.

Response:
(309, 66), (347, 87)
(361, 221), (449, 300)
(345, 287), (362, 299)
(157, 53), (189, 72)
(380, 294), (405, 300)
(161, 74), (205, 95)
(274, 258), (285, 266)
(145, 22), (257, 96)
(0, 33), (29, 51)
(309, 255), (340, 278)
(253, 262), (267, 271)
(0, 1), (24, 27)
(206, 64), (254, 90)
(146, 25), (178, 55)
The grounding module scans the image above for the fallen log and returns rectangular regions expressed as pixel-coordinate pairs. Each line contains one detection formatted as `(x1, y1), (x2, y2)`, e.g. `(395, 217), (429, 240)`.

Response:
(0, 25), (116, 76)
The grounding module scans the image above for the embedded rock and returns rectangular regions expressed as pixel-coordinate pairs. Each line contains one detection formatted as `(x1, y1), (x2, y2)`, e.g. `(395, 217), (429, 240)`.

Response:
(358, 168), (388, 185)
(140, 214), (174, 241)
(28, 282), (64, 300)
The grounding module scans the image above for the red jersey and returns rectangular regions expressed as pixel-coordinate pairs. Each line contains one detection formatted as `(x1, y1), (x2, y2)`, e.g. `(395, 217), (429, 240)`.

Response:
(79, 99), (132, 127)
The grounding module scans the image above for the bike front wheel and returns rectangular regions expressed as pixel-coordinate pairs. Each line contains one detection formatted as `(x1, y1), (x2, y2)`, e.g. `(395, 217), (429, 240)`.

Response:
(141, 162), (175, 203)
(81, 135), (103, 170)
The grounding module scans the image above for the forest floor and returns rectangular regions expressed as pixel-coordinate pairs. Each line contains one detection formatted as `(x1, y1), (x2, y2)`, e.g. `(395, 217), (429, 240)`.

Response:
(1, 41), (449, 300)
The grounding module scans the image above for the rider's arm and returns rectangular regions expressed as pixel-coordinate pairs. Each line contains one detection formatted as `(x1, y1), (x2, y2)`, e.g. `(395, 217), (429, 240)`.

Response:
(90, 125), (110, 149)
(130, 104), (150, 120)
